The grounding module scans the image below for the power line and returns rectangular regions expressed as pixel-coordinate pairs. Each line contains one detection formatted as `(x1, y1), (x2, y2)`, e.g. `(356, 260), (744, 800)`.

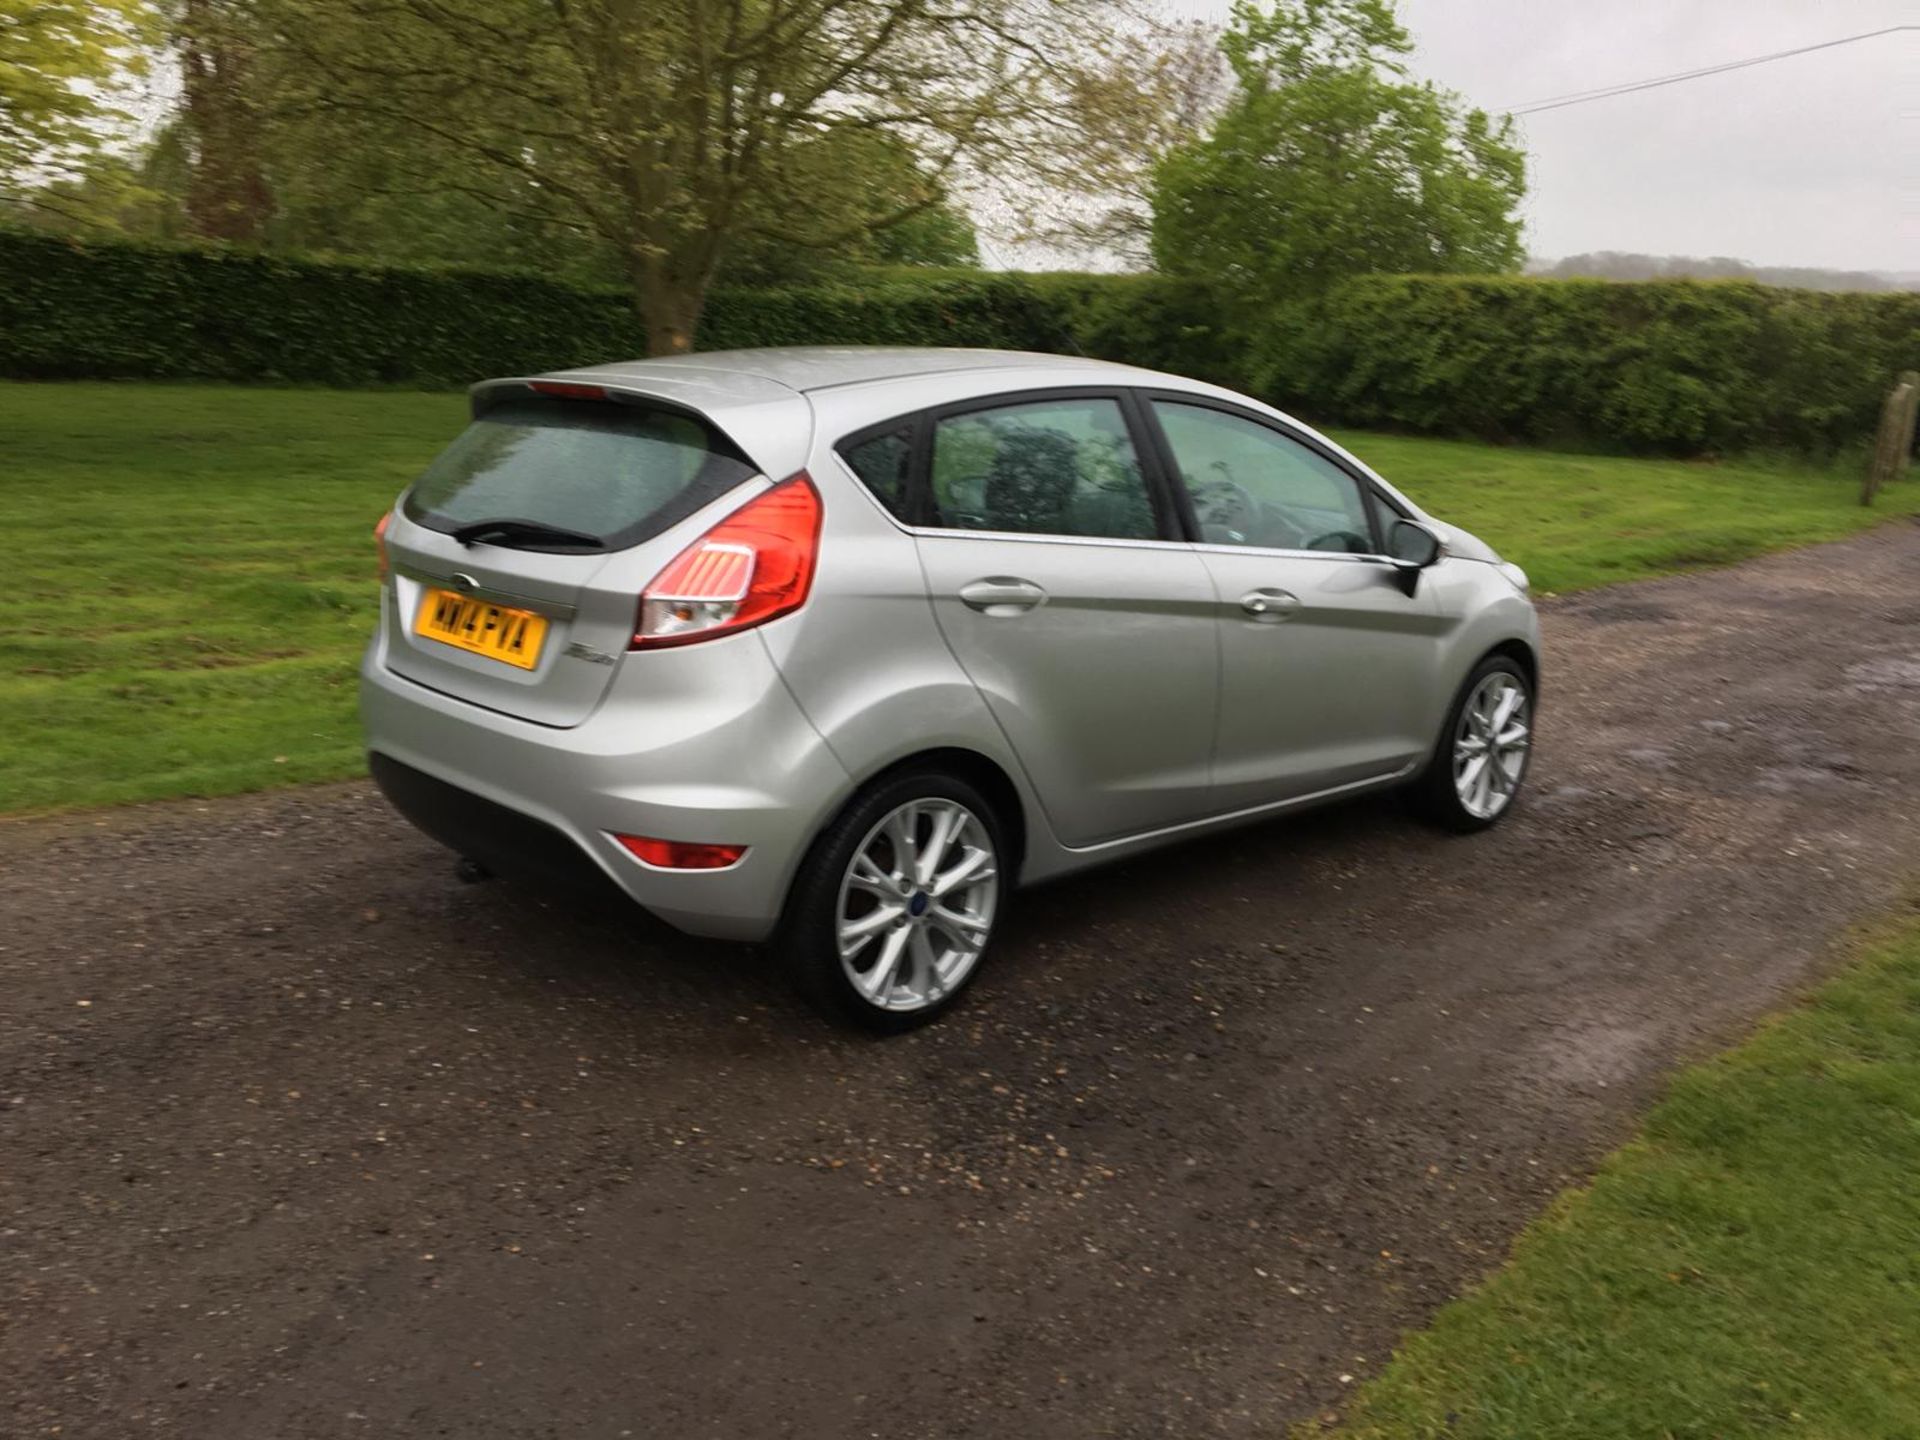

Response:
(1501, 26), (1913, 117)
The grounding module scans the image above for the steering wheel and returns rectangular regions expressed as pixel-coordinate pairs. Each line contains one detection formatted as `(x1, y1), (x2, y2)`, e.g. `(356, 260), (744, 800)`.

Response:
(1304, 528), (1372, 553)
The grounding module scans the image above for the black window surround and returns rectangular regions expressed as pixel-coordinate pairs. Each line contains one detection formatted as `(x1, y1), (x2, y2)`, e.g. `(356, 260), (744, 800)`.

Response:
(833, 385), (1406, 556)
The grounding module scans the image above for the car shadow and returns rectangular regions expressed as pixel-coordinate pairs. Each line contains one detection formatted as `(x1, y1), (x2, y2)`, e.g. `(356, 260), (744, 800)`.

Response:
(400, 788), (1429, 1043)
(1008, 791), (1419, 945)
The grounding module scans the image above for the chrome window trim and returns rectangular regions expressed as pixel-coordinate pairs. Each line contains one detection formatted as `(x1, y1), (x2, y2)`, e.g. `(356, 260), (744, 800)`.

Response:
(828, 384), (1426, 561)
(1188, 541), (1403, 566)
(902, 524), (1198, 553)
(834, 471), (1413, 563)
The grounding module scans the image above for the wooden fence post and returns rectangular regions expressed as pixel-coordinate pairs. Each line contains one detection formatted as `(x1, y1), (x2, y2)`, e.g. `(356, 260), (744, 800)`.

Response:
(1863, 371), (1920, 506)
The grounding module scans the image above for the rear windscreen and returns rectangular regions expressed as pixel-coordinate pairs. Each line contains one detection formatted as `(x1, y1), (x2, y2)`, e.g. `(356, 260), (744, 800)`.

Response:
(403, 397), (758, 551)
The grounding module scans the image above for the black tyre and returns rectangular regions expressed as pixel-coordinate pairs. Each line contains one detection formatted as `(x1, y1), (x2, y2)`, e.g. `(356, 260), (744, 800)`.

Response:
(778, 768), (1008, 1032)
(1409, 654), (1534, 833)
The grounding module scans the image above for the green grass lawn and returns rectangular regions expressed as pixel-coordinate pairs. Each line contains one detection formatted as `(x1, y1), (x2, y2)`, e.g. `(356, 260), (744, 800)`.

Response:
(1, 381), (1912, 814)
(1, 383), (464, 813)
(1327, 903), (1920, 1440)
(1323, 428), (1917, 594)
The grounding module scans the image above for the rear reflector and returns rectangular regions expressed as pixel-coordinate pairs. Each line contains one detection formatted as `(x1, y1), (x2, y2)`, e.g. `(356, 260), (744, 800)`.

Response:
(527, 380), (609, 401)
(633, 472), (822, 648)
(614, 835), (748, 870)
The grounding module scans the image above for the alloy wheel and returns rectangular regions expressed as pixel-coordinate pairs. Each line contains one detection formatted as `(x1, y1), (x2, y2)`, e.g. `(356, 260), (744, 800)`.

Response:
(835, 798), (999, 1012)
(1453, 671), (1531, 820)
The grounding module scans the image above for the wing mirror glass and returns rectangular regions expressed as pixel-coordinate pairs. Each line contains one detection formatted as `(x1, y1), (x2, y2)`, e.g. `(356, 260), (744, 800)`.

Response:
(1388, 518), (1442, 567)
(1386, 519), (1442, 594)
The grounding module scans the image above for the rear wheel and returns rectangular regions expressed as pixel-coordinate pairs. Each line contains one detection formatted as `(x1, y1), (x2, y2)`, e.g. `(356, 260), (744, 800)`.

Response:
(1411, 655), (1533, 832)
(780, 769), (1006, 1032)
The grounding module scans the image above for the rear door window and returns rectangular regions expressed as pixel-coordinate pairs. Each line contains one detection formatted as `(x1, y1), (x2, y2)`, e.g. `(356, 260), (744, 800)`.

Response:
(928, 397), (1160, 540)
(405, 397), (757, 552)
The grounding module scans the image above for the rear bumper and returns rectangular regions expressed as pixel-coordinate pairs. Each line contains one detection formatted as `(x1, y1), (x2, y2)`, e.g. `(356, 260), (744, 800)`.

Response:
(369, 753), (618, 899)
(358, 629), (851, 942)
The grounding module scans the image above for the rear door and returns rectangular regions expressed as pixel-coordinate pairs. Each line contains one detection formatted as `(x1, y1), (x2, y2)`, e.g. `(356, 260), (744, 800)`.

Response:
(902, 390), (1219, 847)
(379, 388), (768, 727)
(1142, 396), (1442, 810)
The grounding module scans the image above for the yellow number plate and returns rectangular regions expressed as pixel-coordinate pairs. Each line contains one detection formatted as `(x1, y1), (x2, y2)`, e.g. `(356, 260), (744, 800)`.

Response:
(414, 587), (549, 670)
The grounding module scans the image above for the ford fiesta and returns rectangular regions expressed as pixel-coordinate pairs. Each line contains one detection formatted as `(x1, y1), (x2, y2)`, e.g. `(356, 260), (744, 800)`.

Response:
(362, 348), (1539, 1029)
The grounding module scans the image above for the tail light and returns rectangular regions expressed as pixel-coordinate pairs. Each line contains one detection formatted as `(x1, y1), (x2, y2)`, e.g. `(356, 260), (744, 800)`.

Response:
(634, 473), (822, 648)
(375, 510), (392, 579)
(615, 834), (747, 870)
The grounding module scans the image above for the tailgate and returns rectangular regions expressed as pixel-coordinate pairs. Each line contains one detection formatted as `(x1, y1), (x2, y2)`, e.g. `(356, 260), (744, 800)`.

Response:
(378, 377), (806, 727)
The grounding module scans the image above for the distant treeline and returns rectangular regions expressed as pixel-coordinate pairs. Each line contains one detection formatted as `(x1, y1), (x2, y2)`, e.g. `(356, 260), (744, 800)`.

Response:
(1530, 252), (1913, 295)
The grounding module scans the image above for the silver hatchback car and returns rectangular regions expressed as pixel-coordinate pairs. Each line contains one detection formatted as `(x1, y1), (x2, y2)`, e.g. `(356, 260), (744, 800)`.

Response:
(362, 348), (1539, 1029)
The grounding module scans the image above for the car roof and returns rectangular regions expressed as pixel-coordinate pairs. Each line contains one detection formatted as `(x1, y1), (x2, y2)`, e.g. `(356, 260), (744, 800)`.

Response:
(482, 345), (1432, 524)
(546, 346), (1168, 396)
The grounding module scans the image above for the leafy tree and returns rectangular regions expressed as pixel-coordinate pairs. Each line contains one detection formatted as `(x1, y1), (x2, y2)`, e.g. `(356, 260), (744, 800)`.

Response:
(254, 103), (625, 281)
(39, 5), (979, 289)
(718, 131), (979, 284)
(258, 116), (978, 286)
(0, 0), (153, 219)
(1150, 0), (1524, 302)
(247, 0), (1122, 353)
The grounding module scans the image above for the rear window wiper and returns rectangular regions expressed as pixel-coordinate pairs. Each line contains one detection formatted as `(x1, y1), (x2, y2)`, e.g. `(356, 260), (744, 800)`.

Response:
(448, 517), (606, 551)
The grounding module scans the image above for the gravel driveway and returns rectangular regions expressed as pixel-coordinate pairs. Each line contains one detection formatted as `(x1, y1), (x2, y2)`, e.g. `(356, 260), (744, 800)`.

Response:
(7, 522), (1920, 1439)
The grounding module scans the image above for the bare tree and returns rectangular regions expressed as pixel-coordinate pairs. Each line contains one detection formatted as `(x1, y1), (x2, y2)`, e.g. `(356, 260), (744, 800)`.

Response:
(1013, 16), (1229, 267)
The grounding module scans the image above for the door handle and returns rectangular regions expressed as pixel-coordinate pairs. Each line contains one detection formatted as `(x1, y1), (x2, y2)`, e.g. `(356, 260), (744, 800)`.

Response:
(959, 577), (1047, 615)
(1240, 588), (1302, 621)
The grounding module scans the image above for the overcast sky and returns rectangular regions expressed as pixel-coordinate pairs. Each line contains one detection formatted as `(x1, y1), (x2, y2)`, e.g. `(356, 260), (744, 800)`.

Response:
(1163, 1), (1917, 272)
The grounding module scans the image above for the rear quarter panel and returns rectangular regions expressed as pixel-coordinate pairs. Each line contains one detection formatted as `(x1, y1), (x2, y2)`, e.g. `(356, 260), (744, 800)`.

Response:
(752, 401), (1051, 872)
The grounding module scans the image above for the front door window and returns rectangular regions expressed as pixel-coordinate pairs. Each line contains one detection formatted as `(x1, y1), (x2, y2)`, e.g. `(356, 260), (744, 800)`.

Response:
(1153, 402), (1375, 553)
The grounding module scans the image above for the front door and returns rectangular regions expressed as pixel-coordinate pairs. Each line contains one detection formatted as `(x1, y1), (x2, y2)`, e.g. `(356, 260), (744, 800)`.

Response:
(912, 393), (1219, 847)
(1145, 398), (1443, 811)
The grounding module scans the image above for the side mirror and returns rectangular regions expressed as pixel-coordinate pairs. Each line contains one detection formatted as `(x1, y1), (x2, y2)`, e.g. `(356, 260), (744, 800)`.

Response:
(1386, 518), (1443, 595)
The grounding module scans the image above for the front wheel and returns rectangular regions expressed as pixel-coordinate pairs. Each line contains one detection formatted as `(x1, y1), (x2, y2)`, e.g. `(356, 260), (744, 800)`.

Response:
(779, 769), (1006, 1032)
(1410, 655), (1534, 832)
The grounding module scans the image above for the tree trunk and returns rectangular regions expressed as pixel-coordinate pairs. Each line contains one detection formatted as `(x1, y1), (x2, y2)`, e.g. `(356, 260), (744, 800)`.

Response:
(179, 0), (274, 244)
(634, 257), (708, 357)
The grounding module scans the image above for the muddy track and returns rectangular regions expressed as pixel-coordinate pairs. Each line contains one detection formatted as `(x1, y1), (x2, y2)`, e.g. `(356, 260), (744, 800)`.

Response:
(6, 522), (1920, 1438)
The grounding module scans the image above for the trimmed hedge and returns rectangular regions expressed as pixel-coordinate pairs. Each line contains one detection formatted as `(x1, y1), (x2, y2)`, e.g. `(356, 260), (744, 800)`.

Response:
(1265, 274), (1920, 456)
(0, 230), (1090, 388)
(3, 228), (1915, 455)
(0, 231), (647, 388)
